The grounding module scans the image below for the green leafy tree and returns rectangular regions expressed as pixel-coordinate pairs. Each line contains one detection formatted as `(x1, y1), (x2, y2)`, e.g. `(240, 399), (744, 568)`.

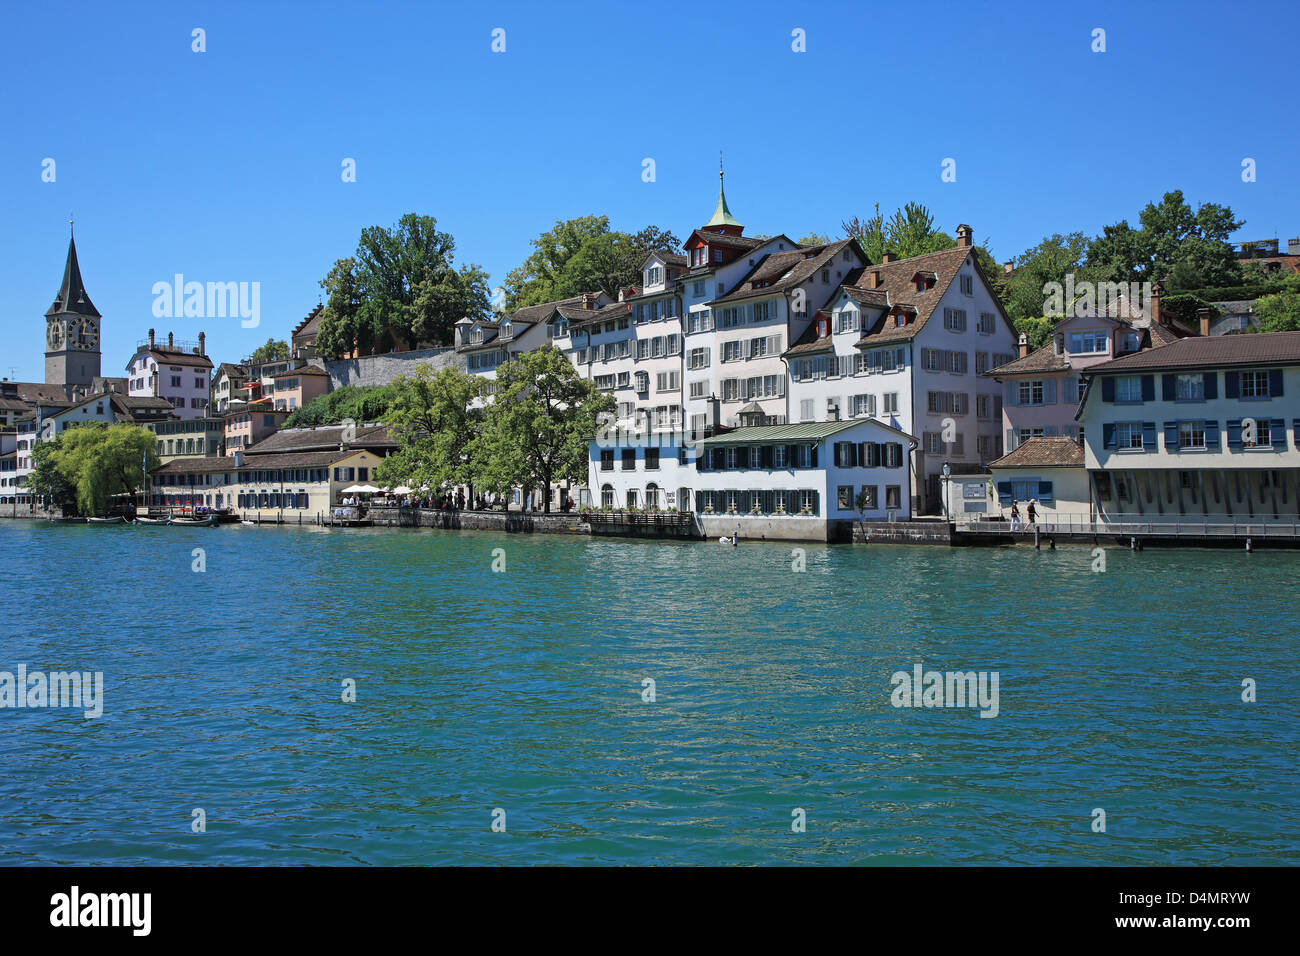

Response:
(28, 439), (77, 514)
(281, 384), (397, 428)
(1250, 283), (1300, 332)
(504, 217), (680, 308)
(842, 202), (955, 261)
(470, 347), (614, 512)
(248, 338), (289, 364)
(29, 423), (159, 516)
(316, 214), (491, 359)
(1087, 190), (1244, 289)
(373, 364), (483, 494)
(1001, 232), (1108, 323)
(798, 232), (832, 246)
(1013, 316), (1054, 353)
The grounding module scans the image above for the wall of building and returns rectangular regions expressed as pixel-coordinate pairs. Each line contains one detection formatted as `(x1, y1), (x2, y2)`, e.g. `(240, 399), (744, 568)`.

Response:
(324, 347), (460, 390)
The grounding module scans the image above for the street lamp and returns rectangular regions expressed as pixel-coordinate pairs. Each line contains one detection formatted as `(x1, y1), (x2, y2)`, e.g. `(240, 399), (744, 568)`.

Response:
(942, 461), (951, 522)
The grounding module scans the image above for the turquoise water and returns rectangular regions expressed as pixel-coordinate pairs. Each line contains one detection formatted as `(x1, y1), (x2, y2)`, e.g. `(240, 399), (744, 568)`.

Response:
(1, 521), (1296, 865)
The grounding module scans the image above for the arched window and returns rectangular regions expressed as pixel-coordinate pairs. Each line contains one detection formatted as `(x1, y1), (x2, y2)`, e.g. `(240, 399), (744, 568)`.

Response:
(645, 483), (659, 509)
(601, 484), (614, 508)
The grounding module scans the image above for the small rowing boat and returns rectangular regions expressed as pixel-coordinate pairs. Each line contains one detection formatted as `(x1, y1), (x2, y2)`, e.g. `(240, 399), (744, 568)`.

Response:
(168, 515), (217, 527)
(87, 516), (127, 525)
(133, 516), (170, 526)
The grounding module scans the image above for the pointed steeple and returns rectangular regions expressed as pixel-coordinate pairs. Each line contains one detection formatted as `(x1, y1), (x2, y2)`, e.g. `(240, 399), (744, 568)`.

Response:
(704, 154), (742, 232)
(47, 233), (100, 319)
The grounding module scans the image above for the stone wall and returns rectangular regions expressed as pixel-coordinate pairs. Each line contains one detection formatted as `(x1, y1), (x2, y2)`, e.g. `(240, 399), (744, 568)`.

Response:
(699, 513), (829, 542)
(850, 519), (953, 545)
(367, 507), (587, 535)
(322, 348), (462, 390)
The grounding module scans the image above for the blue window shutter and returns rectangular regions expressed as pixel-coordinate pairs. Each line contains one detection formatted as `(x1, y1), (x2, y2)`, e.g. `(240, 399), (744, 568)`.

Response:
(1162, 374), (1176, 401)
(1164, 422), (1179, 449)
(1227, 419), (1243, 447)
(1271, 419), (1286, 447)
(1203, 372), (1218, 399)
(997, 481), (1013, 504)
(1005, 380), (1017, 406)
(1205, 421), (1220, 448)
(1269, 369), (1283, 397)
(1225, 372), (1239, 398)
(1005, 427), (1015, 450)
(810, 445), (819, 468)
(1101, 376), (1115, 403)
(1103, 423), (1116, 449)
(1141, 375), (1155, 402)
(1044, 379), (1057, 404)
(1142, 422), (1157, 449)
(1036, 480), (1054, 502)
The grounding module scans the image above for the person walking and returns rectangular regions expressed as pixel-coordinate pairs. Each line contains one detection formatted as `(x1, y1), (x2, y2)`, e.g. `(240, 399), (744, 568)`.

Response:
(1027, 499), (1038, 526)
(1010, 499), (1022, 531)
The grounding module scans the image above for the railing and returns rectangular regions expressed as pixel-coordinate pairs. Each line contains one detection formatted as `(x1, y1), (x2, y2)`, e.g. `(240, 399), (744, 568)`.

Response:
(960, 514), (1300, 538)
(584, 511), (693, 528)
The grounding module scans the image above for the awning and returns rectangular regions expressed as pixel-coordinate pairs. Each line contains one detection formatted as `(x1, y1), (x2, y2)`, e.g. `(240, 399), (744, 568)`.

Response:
(340, 484), (381, 494)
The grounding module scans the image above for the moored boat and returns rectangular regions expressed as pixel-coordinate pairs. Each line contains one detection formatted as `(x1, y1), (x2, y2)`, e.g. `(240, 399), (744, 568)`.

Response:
(168, 515), (217, 527)
(133, 516), (170, 526)
(86, 516), (127, 525)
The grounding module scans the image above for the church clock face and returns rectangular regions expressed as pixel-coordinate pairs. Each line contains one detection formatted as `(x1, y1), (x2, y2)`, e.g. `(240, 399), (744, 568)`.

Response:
(47, 321), (65, 350)
(69, 319), (98, 350)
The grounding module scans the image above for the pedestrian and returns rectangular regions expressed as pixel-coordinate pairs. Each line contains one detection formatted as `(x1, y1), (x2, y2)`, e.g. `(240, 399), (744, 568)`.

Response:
(1027, 499), (1038, 526)
(1010, 499), (1021, 531)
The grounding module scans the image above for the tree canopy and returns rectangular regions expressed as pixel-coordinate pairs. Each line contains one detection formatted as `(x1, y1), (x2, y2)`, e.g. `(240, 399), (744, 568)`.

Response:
(315, 213), (492, 359)
(372, 364), (483, 494)
(281, 384), (398, 428)
(469, 347), (614, 512)
(248, 338), (289, 365)
(28, 423), (159, 517)
(841, 202), (956, 262)
(503, 217), (680, 309)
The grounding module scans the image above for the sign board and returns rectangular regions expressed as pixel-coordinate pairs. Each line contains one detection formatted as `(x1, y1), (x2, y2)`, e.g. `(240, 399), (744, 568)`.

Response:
(963, 481), (986, 499)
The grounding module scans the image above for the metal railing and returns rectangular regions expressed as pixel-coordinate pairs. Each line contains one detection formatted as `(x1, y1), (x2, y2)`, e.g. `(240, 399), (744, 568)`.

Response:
(960, 513), (1300, 538)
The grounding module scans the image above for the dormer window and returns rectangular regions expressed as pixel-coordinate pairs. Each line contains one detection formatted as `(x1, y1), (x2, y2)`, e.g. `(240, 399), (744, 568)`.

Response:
(645, 266), (663, 286)
(499, 322), (513, 339)
(816, 317), (829, 337)
(470, 329), (483, 345)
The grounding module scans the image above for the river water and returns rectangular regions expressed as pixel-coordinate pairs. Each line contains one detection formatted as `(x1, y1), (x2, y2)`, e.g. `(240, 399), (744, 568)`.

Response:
(1, 522), (1296, 864)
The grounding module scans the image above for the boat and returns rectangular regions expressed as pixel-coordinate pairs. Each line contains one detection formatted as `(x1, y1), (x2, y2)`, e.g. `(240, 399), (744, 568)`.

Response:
(133, 516), (170, 526)
(87, 516), (127, 525)
(168, 515), (217, 527)
(48, 516), (85, 523)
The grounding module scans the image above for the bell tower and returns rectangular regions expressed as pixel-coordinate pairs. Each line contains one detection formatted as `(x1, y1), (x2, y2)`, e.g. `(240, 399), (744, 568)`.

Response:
(45, 220), (102, 394)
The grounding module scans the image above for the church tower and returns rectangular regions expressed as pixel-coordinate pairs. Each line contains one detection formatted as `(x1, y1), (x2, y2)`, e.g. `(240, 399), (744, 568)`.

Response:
(45, 228), (101, 393)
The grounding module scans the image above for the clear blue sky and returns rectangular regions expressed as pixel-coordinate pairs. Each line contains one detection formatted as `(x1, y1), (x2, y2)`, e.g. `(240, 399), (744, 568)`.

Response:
(2, 0), (1296, 382)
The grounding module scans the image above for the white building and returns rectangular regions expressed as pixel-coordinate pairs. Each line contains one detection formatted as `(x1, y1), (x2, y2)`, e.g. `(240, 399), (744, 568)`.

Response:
(785, 232), (1017, 512)
(126, 329), (214, 420)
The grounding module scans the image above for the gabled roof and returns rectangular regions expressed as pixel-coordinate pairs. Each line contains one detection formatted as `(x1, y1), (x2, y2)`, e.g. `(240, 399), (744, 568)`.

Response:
(12, 382), (70, 405)
(216, 363), (249, 379)
(695, 417), (916, 446)
(562, 301), (633, 329)
(270, 364), (330, 378)
(46, 236), (100, 318)
(989, 437), (1085, 469)
(1084, 330), (1300, 373)
(684, 228), (764, 251)
(293, 304), (323, 337)
(988, 344), (1070, 377)
(844, 246), (982, 346)
(709, 239), (862, 306)
(242, 423), (394, 455)
(132, 346), (214, 369)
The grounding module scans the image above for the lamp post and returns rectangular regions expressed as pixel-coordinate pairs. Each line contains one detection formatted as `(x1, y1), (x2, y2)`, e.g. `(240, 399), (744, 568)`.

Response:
(942, 461), (951, 522)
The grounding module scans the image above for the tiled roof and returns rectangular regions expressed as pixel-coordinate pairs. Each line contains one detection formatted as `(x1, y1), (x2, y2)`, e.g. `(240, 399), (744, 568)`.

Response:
(242, 424), (394, 454)
(293, 304), (323, 337)
(841, 285), (889, 309)
(847, 246), (980, 345)
(12, 382), (70, 404)
(695, 418), (913, 445)
(509, 293), (594, 326)
(989, 437), (1085, 469)
(270, 364), (329, 377)
(216, 363), (248, 378)
(709, 239), (860, 305)
(1085, 330), (1300, 373)
(233, 450), (360, 470)
(143, 347), (214, 369)
(988, 344), (1070, 376)
(563, 301), (633, 328)
(687, 229), (764, 251)
(783, 312), (835, 357)
(154, 457), (240, 475)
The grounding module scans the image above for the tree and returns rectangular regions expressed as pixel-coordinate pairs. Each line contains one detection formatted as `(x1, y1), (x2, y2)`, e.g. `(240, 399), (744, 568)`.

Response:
(470, 347), (615, 513)
(281, 384), (398, 428)
(1000, 233), (1104, 323)
(1087, 190), (1244, 289)
(1250, 277), (1300, 332)
(248, 338), (289, 365)
(1013, 316), (1054, 353)
(504, 217), (680, 309)
(373, 364), (483, 494)
(28, 423), (159, 517)
(315, 214), (491, 359)
(798, 232), (832, 246)
(841, 202), (955, 261)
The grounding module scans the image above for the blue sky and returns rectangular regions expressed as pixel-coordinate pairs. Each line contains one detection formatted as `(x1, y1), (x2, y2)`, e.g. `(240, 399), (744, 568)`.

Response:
(1, 0), (1296, 382)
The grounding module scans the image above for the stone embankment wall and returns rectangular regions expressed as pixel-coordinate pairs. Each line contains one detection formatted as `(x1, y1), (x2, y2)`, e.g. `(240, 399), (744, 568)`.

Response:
(367, 508), (587, 535)
(322, 348), (462, 390)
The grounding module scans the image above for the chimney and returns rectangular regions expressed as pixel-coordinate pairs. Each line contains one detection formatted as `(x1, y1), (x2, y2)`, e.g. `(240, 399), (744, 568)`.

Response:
(956, 224), (973, 248)
(1289, 238), (1299, 256)
(582, 292), (597, 310)
(1018, 333), (1029, 358)
(1198, 307), (1212, 338)
(199, 332), (206, 356)
(168, 331), (174, 349)
(148, 328), (155, 348)
(1003, 261), (1014, 275)
(864, 270), (880, 289)
(1150, 281), (1163, 327)
(881, 252), (897, 263)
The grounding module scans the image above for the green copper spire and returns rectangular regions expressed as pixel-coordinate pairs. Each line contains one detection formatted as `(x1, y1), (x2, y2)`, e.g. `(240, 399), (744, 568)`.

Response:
(705, 156), (741, 229)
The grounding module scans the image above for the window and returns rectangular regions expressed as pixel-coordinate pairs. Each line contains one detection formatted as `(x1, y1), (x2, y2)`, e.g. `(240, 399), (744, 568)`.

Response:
(976, 394), (991, 419)
(1178, 421), (1206, 448)
(1017, 426), (1045, 447)
(859, 485), (877, 509)
(977, 312), (994, 334)
(1175, 374), (1204, 401)
(837, 486), (853, 510)
(645, 448), (660, 470)
(645, 266), (663, 286)
(620, 448), (637, 470)
(1116, 376), (1143, 403)
(1241, 370), (1270, 398)
(882, 393), (899, 414)
(975, 352), (989, 374)
(656, 371), (680, 392)
(800, 399), (815, 422)
(960, 274), (974, 296)
(723, 341), (742, 363)
(1116, 422), (1144, 450)
(688, 347), (710, 370)
(773, 445), (787, 468)
(851, 394), (875, 417)
(885, 486), (901, 509)
(1068, 331), (1107, 354)
(1018, 380), (1045, 405)
(943, 308), (967, 332)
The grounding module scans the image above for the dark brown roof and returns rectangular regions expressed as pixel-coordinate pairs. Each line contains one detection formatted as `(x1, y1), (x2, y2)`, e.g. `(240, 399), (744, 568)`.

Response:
(846, 246), (981, 346)
(12, 382), (70, 404)
(242, 424), (394, 454)
(46, 236), (100, 318)
(841, 285), (889, 309)
(509, 293), (599, 326)
(686, 229), (765, 251)
(216, 363), (249, 379)
(709, 239), (861, 305)
(270, 364), (329, 377)
(988, 344), (1070, 376)
(1084, 330), (1300, 373)
(234, 450), (363, 470)
(154, 458), (240, 475)
(293, 305), (323, 337)
(564, 301), (634, 328)
(783, 313), (835, 357)
(990, 437), (1085, 469)
(142, 347), (214, 369)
